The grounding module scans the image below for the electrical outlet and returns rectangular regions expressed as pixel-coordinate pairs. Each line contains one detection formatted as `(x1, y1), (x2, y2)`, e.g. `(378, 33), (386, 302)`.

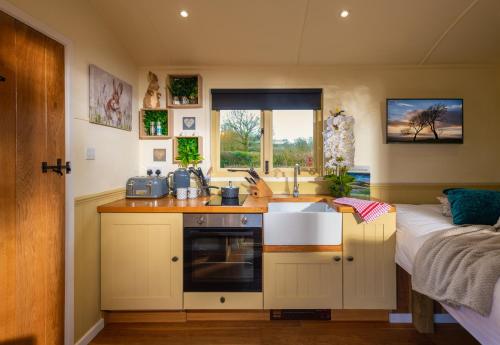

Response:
(86, 147), (95, 160)
(147, 166), (162, 175)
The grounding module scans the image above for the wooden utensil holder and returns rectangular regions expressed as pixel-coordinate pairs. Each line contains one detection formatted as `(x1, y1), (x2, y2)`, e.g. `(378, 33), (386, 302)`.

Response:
(250, 179), (273, 198)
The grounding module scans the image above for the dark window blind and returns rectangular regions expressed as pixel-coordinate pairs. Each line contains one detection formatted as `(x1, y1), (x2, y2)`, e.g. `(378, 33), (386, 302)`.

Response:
(211, 89), (322, 110)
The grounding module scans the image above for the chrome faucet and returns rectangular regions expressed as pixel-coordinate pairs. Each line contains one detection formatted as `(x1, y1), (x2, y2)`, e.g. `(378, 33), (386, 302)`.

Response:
(293, 163), (301, 197)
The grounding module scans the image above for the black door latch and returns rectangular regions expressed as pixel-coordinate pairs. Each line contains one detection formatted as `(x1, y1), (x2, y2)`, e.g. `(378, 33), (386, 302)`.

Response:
(0, 75), (6, 82)
(42, 159), (71, 176)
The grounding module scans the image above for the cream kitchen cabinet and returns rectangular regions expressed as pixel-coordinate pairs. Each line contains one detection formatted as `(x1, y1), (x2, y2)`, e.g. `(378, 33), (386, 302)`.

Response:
(101, 213), (183, 310)
(263, 252), (343, 309)
(342, 212), (397, 309)
(184, 292), (263, 310)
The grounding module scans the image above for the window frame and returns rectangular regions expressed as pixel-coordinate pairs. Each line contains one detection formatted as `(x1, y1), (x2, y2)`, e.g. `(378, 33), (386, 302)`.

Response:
(211, 109), (323, 177)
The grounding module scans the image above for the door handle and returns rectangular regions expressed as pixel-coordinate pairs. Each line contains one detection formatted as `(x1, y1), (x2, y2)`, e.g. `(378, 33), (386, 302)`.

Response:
(346, 256), (354, 262)
(0, 75), (6, 82)
(42, 159), (71, 176)
(171, 256), (179, 262)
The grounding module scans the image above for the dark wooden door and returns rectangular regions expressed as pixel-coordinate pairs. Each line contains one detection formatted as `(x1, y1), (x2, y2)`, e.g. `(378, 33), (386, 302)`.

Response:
(0, 10), (65, 345)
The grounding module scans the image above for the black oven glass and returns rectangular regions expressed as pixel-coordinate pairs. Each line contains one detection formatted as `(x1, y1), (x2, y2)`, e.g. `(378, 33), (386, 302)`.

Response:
(184, 227), (262, 292)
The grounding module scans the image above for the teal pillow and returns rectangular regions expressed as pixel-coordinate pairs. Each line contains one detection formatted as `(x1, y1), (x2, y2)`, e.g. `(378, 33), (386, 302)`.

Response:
(443, 189), (500, 225)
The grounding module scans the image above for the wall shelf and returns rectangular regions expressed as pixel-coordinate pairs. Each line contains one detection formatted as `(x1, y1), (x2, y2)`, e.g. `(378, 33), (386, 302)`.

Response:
(167, 74), (203, 109)
(173, 136), (203, 163)
(139, 109), (173, 140)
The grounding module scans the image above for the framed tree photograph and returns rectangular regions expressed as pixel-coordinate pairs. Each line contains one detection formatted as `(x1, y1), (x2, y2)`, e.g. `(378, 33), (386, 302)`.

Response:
(386, 99), (463, 144)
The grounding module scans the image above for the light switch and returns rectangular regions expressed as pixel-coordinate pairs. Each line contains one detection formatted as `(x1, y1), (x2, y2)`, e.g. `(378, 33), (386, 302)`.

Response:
(86, 147), (95, 160)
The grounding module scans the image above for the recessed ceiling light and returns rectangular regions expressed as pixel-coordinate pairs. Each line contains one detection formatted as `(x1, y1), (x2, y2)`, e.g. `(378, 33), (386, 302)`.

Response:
(180, 10), (189, 18)
(339, 10), (349, 18)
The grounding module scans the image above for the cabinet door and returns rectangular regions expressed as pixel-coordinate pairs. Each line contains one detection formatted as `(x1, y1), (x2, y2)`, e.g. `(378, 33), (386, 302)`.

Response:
(101, 213), (183, 310)
(264, 252), (343, 309)
(343, 212), (396, 309)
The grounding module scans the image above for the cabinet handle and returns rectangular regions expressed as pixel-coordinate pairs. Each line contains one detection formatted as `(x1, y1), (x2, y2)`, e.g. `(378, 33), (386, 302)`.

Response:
(333, 256), (341, 262)
(171, 256), (179, 262)
(346, 256), (354, 262)
(220, 296), (226, 304)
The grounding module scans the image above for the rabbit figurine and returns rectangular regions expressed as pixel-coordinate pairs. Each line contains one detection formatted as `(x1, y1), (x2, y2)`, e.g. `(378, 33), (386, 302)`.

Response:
(143, 71), (161, 108)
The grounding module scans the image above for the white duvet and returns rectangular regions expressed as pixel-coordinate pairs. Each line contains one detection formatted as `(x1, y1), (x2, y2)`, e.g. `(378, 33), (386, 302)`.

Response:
(395, 204), (500, 345)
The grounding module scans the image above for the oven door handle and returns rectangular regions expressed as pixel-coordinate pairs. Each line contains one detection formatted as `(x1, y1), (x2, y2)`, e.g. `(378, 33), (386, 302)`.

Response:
(185, 230), (255, 237)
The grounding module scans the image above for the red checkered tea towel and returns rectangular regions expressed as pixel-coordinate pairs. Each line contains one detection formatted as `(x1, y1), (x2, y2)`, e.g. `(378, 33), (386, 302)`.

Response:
(334, 197), (391, 223)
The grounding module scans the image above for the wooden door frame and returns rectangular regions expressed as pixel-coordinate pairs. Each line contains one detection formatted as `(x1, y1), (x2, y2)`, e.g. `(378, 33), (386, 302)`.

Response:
(0, 2), (74, 344)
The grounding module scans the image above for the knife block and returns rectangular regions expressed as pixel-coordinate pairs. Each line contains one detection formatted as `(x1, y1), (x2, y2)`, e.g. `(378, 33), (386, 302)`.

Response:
(250, 179), (273, 198)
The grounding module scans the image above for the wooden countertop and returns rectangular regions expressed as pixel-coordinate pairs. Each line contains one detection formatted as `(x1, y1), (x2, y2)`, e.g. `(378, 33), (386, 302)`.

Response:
(97, 195), (268, 213)
(97, 194), (396, 214)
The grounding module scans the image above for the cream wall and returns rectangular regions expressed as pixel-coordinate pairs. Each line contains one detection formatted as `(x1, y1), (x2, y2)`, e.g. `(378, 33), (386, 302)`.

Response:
(7, 0), (140, 197)
(4, 0), (140, 343)
(139, 65), (500, 184)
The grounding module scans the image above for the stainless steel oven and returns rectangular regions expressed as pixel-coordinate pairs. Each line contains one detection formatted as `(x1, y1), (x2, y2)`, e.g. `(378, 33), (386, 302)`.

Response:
(183, 213), (262, 292)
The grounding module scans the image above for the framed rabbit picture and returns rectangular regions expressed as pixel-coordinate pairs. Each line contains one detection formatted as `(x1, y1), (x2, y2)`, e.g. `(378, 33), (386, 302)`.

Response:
(89, 64), (133, 131)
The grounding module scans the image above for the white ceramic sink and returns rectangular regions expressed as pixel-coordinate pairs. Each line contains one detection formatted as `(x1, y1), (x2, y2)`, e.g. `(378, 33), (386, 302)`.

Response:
(264, 202), (342, 245)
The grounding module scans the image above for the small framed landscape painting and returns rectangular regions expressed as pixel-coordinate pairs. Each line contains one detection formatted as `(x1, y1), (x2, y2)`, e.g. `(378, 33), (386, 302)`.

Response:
(386, 99), (463, 143)
(347, 166), (370, 200)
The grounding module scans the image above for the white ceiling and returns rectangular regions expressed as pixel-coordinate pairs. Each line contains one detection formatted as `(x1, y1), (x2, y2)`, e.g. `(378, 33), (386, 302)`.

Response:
(89, 0), (500, 66)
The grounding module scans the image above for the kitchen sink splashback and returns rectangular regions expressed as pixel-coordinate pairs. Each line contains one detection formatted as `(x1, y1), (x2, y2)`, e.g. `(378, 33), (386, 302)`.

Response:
(264, 202), (342, 246)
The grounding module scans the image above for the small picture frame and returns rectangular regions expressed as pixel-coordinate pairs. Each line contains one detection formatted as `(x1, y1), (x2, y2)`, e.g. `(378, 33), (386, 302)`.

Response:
(153, 148), (167, 162)
(182, 116), (196, 130)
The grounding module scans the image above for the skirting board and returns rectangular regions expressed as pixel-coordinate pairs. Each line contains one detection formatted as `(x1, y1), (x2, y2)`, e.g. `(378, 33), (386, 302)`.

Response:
(74, 318), (104, 345)
(331, 309), (389, 322)
(389, 313), (457, 324)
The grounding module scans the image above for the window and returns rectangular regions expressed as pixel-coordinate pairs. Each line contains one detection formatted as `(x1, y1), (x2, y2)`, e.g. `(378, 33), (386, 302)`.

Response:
(212, 109), (322, 176)
(272, 110), (314, 168)
(220, 110), (262, 168)
(211, 88), (322, 176)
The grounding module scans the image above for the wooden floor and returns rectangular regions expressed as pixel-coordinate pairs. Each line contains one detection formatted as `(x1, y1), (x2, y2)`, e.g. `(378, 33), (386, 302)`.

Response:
(90, 321), (479, 345)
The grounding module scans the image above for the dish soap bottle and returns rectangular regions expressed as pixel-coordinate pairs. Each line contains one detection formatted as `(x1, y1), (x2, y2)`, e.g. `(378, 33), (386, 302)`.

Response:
(156, 121), (162, 136)
(149, 121), (156, 136)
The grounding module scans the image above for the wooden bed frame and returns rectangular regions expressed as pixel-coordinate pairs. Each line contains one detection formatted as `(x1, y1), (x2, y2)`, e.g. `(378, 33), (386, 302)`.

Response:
(397, 265), (449, 333)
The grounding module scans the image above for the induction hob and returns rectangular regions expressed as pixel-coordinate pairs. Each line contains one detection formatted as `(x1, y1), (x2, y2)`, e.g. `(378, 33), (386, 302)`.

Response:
(205, 195), (248, 206)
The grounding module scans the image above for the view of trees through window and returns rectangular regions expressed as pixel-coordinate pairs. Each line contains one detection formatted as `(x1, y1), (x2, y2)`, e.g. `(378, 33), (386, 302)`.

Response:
(272, 110), (314, 168)
(220, 110), (261, 168)
(219, 109), (314, 169)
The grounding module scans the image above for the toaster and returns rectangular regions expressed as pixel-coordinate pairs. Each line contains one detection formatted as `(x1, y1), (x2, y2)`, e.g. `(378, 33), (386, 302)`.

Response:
(126, 170), (169, 199)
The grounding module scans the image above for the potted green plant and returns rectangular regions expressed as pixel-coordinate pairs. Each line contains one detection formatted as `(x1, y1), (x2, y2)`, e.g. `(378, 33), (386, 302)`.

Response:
(169, 137), (203, 195)
(176, 137), (202, 168)
(143, 109), (168, 136)
(168, 76), (198, 105)
(168, 77), (183, 105)
(185, 77), (198, 104)
(324, 159), (355, 198)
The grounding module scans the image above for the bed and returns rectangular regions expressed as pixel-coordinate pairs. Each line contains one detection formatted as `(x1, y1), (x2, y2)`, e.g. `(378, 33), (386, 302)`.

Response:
(395, 204), (500, 345)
